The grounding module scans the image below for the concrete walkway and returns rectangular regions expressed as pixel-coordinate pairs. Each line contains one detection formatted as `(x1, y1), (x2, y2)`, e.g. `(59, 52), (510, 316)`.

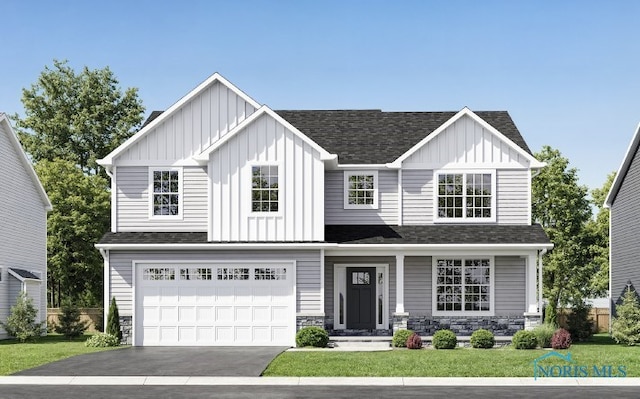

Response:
(1, 376), (639, 386)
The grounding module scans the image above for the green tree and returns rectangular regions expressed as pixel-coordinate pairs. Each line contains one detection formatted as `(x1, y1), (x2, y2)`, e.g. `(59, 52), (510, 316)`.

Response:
(106, 297), (122, 341)
(13, 59), (144, 177)
(0, 292), (45, 342)
(612, 286), (640, 345)
(54, 299), (88, 339)
(35, 159), (110, 307)
(532, 146), (593, 324)
(585, 172), (615, 296)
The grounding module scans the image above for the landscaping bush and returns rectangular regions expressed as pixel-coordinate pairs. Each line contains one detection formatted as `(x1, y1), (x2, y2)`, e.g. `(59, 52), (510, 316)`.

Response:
(0, 292), (45, 342)
(612, 288), (640, 346)
(295, 326), (329, 347)
(511, 330), (538, 349)
(551, 328), (572, 349)
(470, 329), (495, 349)
(392, 329), (414, 348)
(566, 303), (593, 342)
(85, 333), (120, 347)
(54, 300), (88, 339)
(106, 297), (122, 341)
(406, 332), (422, 349)
(533, 323), (556, 348)
(432, 329), (457, 349)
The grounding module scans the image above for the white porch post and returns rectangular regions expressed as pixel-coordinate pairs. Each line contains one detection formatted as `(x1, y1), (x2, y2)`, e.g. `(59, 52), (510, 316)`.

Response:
(526, 254), (537, 313)
(395, 254), (405, 313)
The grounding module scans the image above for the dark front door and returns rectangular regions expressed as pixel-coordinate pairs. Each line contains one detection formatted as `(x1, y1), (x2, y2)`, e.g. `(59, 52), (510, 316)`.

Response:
(346, 267), (376, 329)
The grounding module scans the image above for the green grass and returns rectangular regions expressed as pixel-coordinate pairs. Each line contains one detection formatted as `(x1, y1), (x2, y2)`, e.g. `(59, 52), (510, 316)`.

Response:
(263, 334), (640, 377)
(0, 334), (124, 375)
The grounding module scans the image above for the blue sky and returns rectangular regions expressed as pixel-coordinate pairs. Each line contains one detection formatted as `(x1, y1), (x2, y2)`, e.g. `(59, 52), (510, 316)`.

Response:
(2, 1), (639, 193)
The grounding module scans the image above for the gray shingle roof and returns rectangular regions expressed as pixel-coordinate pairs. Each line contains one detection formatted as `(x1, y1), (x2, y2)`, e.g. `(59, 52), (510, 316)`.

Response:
(275, 110), (532, 164)
(9, 268), (41, 280)
(99, 225), (550, 246)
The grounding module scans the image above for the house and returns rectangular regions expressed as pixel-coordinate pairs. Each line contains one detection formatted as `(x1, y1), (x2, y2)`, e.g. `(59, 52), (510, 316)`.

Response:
(605, 123), (640, 314)
(0, 113), (52, 339)
(96, 73), (553, 346)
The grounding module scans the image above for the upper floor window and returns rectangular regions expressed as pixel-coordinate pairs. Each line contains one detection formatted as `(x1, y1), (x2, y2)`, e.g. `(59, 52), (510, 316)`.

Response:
(344, 171), (378, 209)
(435, 171), (495, 222)
(252, 165), (279, 212)
(150, 168), (182, 218)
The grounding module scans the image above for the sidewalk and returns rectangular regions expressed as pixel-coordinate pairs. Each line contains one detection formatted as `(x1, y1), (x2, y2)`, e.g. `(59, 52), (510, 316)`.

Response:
(1, 376), (639, 386)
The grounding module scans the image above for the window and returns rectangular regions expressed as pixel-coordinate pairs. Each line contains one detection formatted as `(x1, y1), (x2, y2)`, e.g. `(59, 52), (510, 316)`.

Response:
(344, 171), (378, 209)
(435, 171), (494, 222)
(217, 267), (250, 280)
(150, 168), (182, 217)
(180, 268), (212, 280)
(433, 258), (493, 315)
(252, 165), (279, 212)
(143, 268), (175, 281)
(254, 267), (287, 280)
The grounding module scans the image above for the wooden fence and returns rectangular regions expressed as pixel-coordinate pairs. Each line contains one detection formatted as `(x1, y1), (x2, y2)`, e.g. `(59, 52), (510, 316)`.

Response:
(557, 307), (609, 333)
(47, 308), (102, 332)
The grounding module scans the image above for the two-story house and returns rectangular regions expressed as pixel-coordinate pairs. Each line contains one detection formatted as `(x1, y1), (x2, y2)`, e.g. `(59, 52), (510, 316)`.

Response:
(96, 73), (552, 346)
(0, 113), (51, 339)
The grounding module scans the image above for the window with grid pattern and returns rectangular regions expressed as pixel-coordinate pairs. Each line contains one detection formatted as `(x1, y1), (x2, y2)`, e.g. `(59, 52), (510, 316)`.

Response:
(252, 166), (279, 212)
(436, 172), (493, 220)
(435, 258), (491, 313)
(344, 171), (378, 209)
(152, 170), (180, 216)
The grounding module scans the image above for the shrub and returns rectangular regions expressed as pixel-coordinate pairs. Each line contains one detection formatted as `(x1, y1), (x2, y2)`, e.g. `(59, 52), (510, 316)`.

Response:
(295, 326), (329, 347)
(551, 328), (572, 349)
(533, 323), (556, 348)
(54, 300), (88, 339)
(85, 333), (120, 347)
(106, 297), (122, 341)
(392, 329), (414, 348)
(512, 330), (538, 349)
(432, 329), (457, 349)
(0, 292), (45, 342)
(612, 287), (640, 345)
(406, 332), (422, 349)
(470, 329), (495, 349)
(566, 303), (593, 342)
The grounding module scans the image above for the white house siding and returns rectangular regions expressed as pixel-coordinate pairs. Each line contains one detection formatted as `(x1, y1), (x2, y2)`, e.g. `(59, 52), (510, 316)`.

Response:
(108, 250), (322, 316)
(611, 145), (640, 305)
(118, 82), (257, 162)
(0, 122), (48, 336)
(402, 115), (530, 168)
(402, 170), (434, 225)
(209, 113), (324, 242)
(324, 170), (398, 225)
(496, 170), (530, 224)
(115, 166), (208, 231)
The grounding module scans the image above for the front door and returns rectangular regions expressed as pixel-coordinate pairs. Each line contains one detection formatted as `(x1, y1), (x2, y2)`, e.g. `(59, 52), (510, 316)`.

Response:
(346, 267), (376, 329)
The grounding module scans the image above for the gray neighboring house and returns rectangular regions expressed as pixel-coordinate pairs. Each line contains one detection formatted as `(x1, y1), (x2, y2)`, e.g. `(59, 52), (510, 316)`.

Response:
(605, 123), (640, 312)
(96, 73), (553, 347)
(0, 113), (52, 339)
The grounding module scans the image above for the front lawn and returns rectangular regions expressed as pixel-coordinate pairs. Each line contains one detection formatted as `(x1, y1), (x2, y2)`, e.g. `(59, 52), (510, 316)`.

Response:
(263, 334), (640, 377)
(0, 334), (124, 375)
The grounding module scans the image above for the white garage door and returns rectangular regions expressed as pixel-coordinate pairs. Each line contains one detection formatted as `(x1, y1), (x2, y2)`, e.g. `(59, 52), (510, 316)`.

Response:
(135, 263), (295, 346)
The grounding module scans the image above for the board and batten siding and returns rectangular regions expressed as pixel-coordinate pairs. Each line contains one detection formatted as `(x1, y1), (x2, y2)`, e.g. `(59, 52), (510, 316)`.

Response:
(115, 166), (208, 231)
(108, 250), (322, 315)
(325, 170), (398, 225)
(611, 145), (640, 306)
(118, 82), (257, 162)
(209, 113), (324, 242)
(496, 169), (530, 224)
(402, 115), (530, 168)
(0, 122), (48, 335)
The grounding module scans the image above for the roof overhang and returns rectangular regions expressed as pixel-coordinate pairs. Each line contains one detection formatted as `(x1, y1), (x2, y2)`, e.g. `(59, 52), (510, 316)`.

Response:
(8, 268), (42, 282)
(605, 122), (640, 208)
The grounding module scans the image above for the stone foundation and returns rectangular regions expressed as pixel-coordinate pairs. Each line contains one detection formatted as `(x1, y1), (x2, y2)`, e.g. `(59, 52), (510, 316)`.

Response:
(296, 315), (325, 330)
(392, 312), (409, 332)
(408, 316), (525, 336)
(524, 313), (542, 330)
(119, 315), (132, 345)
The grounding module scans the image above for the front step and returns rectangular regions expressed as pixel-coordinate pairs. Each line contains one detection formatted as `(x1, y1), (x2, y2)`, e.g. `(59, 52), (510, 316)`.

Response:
(329, 335), (392, 350)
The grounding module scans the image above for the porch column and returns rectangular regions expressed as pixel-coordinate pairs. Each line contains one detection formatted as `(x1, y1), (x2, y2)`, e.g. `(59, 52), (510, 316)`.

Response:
(524, 253), (542, 330)
(395, 254), (405, 313)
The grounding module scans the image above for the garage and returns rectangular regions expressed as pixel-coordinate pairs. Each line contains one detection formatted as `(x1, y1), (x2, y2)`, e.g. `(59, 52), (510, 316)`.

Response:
(134, 262), (295, 346)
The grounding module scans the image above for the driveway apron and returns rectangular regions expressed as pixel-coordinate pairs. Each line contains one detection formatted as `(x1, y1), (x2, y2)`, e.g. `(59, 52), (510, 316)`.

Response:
(15, 347), (287, 376)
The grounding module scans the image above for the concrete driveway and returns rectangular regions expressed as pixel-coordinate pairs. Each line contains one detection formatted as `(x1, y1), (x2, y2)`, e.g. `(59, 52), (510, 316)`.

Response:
(15, 347), (288, 377)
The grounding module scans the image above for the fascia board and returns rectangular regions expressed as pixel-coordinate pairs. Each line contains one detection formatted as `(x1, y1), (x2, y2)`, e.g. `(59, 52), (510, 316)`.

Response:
(605, 122), (640, 208)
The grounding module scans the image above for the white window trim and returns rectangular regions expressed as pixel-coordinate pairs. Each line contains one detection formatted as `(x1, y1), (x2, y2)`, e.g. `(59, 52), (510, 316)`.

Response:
(431, 256), (495, 317)
(333, 264), (388, 330)
(148, 167), (184, 220)
(343, 170), (379, 210)
(433, 169), (496, 223)
(248, 162), (283, 217)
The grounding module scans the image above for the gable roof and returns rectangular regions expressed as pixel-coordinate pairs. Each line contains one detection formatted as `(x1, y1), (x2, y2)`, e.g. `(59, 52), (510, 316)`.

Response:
(276, 108), (539, 165)
(98, 73), (261, 168)
(0, 113), (52, 211)
(605, 122), (640, 207)
(193, 105), (336, 162)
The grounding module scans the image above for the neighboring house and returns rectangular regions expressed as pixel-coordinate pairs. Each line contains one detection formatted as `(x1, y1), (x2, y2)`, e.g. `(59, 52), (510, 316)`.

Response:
(605, 123), (640, 314)
(96, 73), (552, 346)
(0, 113), (52, 339)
